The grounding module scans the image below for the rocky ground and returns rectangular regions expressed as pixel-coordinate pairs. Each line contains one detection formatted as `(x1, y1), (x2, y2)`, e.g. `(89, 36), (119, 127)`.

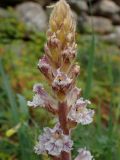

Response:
(0, 0), (120, 47)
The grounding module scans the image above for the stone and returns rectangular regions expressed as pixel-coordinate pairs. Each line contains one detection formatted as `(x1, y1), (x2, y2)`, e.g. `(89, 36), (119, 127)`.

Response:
(112, 13), (120, 25)
(69, 0), (88, 14)
(77, 13), (88, 33)
(101, 26), (120, 47)
(115, 26), (120, 34)
(16, 2), (48, 32)
(84, 16), (113, 34)
(92, 0), (120, 17)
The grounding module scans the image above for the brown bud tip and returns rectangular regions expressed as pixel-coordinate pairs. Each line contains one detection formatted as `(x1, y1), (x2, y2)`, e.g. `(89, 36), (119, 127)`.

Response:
(49, 0), (76, 33)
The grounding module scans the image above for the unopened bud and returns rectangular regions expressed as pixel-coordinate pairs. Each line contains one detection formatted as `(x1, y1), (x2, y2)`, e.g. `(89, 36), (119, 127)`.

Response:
(49, 0), (76, 34)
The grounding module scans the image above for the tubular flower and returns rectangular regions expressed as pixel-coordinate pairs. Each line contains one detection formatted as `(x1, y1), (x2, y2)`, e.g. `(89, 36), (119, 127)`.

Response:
(52, 69), (73, 100)
(34, 124), (73, 156)
(67, 87), (81, 107)
(38, 55), (54, 81)
(75, 148), (93, 160)
(68, 98), (94, 125)
(28, 83), (58, 114)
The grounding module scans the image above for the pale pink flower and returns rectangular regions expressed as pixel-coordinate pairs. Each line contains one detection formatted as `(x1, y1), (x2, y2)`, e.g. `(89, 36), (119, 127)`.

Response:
(27, 83), (57, 109)
(38, 55), (54, 81)
(62, 46), (76, 62)
(67, 87), (81, 107)
(75, 148), (93, 160)
(47, 33), (60, 48)
(34, 142), (46, 155)
(52, 69), (72, 93)
(34, 123), (73, 156)
(68, 65), (80, 80)
(45, 138), (63, 156)
(27, 94), (45, 108)
(63, 135), (73, 152)
(68, 98), (94, 125)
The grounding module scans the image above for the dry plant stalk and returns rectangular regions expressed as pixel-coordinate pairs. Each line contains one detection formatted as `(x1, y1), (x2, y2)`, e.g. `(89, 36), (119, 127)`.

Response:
(28, 0), (94, 160)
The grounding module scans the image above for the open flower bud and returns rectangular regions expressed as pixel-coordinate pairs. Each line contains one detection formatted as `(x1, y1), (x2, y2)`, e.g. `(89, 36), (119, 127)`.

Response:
(52, 69), (73, 100)
(68, 64), (80, 80)
(28, 83), (57, 114)
(47, 33), (61, 66)
(62, 46), (76, 63)
(68, 98), (94, 125)
(67, 87), (81, 107)
(38, 55), (54, 82)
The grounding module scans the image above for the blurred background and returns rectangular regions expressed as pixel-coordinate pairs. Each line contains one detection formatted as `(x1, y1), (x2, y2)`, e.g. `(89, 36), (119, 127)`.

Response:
(0, 0), (120, 160)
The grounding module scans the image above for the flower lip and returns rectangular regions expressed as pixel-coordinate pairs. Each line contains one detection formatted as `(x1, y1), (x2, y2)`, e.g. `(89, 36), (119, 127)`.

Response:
(52, 69), (72, 90)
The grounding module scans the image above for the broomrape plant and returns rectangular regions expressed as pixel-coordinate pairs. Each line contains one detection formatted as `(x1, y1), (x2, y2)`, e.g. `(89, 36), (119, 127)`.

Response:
(28, 0), (94, 159)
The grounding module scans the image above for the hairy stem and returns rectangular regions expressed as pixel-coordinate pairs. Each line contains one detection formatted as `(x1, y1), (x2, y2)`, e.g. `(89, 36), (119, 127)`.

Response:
(58, 101), (69, 134)
(52, 156), (60, 160)
(58, 101), (71, 160)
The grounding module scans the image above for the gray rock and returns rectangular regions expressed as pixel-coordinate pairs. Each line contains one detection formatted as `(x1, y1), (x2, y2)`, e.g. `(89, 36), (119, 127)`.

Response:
(101, 26), (120, 47)
(115, 26), (120, 34)
(92, 0), (120, 17)
(112, 13), (120, 25)
(68, 0), (88, 14)
(16, 2), (48, 32)
(84, 16), (113, 34)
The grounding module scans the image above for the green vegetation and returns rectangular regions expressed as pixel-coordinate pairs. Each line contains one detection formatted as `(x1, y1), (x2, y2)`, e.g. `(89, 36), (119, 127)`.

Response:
(0, 9), (120, 160)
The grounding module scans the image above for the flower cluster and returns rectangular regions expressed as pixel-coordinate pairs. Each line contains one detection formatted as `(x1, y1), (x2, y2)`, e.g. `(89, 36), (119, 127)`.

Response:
(34, 123), (73, 156)
(28, 0), (94, 159)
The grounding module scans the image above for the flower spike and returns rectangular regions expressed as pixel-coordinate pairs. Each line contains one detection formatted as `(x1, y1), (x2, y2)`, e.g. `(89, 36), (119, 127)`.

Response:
(28, 0), (94, 159)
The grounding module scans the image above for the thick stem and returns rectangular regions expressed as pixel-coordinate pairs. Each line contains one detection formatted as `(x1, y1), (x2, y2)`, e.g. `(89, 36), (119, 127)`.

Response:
(58, 101), (69, 134)
(58, 101), (71, 160)
(52, 156), (60, 160)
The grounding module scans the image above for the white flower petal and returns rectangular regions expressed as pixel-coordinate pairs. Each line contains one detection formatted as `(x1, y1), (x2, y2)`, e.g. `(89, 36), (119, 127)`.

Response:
(27, 94), (45, 108)
(67, 87), (81, 107)
(75, 148), (93, 160)
(52, 69), (72, 91)
(63, 136), (73, 152)
(34, 124), (73, 156)
(34, 142), (46, 155)
(28, 83), (57, 109)
(45, 139), (63, 156)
